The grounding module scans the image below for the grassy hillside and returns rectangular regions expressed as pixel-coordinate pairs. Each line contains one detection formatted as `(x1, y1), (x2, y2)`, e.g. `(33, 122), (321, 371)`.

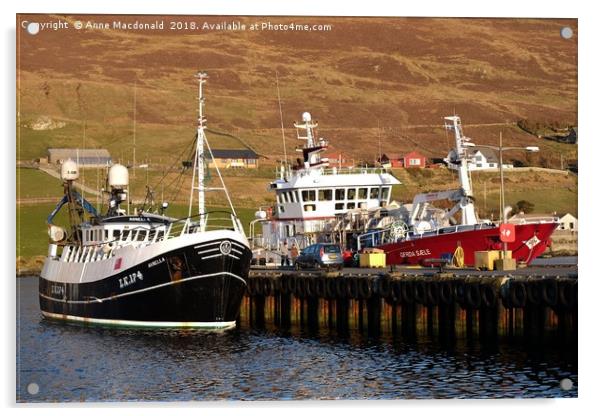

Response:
(17, 15), (577, 166)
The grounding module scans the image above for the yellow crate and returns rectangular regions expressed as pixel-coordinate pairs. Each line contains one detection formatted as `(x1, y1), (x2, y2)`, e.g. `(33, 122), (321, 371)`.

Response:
(359, 252), (386, 268)
(474, 251), (500, 271)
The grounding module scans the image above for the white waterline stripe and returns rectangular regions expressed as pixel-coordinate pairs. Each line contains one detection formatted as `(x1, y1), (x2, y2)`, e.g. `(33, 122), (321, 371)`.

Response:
(41, 311), (236, 329)
(197, 248), (220, 255)
(40, 271), (246, 305)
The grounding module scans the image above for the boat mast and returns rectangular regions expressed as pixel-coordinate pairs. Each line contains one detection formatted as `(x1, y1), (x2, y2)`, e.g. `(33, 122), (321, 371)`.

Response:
(188, 72), (238, 232)
(189, 72), (208, 224)
(444, 115), (478, 225)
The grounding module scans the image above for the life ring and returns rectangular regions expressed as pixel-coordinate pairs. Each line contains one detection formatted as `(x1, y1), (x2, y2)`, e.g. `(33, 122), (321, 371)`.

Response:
(426, 281), (440, 306)
(541, 278), (558, 307)
(509, 280), (527, 308)
(439, 280), (454, 305)
(480, 284), (497, 308)
(465, 283), (482, 309)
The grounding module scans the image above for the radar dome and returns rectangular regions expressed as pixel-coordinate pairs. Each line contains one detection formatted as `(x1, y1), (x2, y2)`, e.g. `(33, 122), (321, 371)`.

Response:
(302, 112), (312, 122)
(108, 164), (129, 188)
(60, 159), (79, 181)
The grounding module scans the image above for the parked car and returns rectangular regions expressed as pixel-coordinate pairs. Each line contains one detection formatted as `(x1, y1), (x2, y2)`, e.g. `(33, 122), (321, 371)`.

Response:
(294, 243), (344, 270)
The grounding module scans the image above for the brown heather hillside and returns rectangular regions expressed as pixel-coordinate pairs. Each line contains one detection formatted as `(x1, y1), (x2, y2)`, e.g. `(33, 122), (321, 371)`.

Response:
(17, 15), (577, 166)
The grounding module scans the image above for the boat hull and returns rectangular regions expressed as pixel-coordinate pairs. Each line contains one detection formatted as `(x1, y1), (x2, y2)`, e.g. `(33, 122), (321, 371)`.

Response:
(39, 235), (252, 328)
(377, 222), (558, 266)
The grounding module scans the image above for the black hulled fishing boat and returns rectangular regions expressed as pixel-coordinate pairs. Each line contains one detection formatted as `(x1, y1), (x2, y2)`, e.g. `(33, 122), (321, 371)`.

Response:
(39, 72), (252, 329)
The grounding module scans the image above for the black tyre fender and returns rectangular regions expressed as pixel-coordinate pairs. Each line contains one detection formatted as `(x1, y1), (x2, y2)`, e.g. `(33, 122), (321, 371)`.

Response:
(465, 283), (481, 309)
(295, 276), (306, 298)
(401, 280), (414, 304)
(336, 277), (348, 298)
(426, 281), (440, 306)
(527, 278), (542, 306)
(262, 277), (274, 297)
(285, 275), (296, 294)
(480, 283), (498, 309)
(439, 280), (454, 306)
(326, 277), (338, 299)
(558, 279), (577, 309)
(304, 277), (317, 298)
(315, 277), (327, 298)
(509, 280), (527, 308)
(541, 278), (559, 307)
(390, 279), (402, 303)
(376, 277), (390, 298)
(358, 278), (372, 299)
(348, 277), (359, 299)
(454, 280), (467, 305)
(413, 280), (428, 305)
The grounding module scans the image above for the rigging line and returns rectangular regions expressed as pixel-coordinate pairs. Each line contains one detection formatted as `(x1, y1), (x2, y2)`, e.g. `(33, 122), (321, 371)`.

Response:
(147, 134), (196, 192)
(276, 71), (288, 166)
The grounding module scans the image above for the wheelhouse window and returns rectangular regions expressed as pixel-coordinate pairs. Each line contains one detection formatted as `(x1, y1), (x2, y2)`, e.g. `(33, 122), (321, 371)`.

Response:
(335, 188), (345, 200)
(380, 187), (390, 200)
(290, 191), (298, 203)
(346, 188), (356, 200)
(302, 190), (316, 202)
(283, 192), (290, 203)
(304, 204), (316, 212)
(370, 188), (379, 199)
(318, 189), (332, 201)
(335, 203), (344, 210)
(358, 188), (368, 199)
(347, 202), (356, 209)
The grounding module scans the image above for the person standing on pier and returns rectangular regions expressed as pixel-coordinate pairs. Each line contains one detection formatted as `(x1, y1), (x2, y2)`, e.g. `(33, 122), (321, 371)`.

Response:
(290, 242), (299, 265)
(280, 240), (290, 267)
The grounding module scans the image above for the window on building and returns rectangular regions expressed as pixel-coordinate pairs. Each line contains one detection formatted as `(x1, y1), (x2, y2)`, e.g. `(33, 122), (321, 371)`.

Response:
(302, 190), (316, 202)
(370, 188), (379, 199)
(318, 189), (332, 201)
(476, 155), (483, 161)
(347, 202), (356, 209)
(347, 188), (356, 200)
(410, 158), (421, 166)
(304, 204), (316, 212)
(335, 203), (344, 210)
(489, 163), (495, 167)
(335, 188), (345, 200)
(476, 164), (482, 168)
(358, 188), (368, 199)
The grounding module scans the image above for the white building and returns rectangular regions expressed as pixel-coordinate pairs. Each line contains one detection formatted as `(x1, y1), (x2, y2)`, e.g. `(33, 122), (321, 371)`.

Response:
(558, 213), (578, 231)
(446, 147), (513, 172)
